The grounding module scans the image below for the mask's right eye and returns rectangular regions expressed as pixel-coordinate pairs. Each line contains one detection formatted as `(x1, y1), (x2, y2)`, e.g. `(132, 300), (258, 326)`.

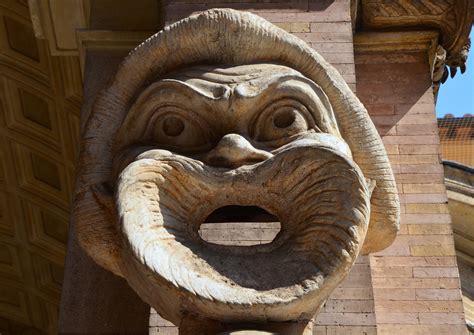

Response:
(144, 106), (212, 152)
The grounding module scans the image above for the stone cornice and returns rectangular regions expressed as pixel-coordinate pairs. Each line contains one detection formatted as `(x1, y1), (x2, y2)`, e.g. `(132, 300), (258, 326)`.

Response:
(360, 0), (473, 56)
(353, 30), (439, 53)
(358, 0), (473, 88)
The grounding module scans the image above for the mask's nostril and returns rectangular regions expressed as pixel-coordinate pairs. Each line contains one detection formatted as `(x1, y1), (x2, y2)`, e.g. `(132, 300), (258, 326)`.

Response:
(204, 134), (272, 168)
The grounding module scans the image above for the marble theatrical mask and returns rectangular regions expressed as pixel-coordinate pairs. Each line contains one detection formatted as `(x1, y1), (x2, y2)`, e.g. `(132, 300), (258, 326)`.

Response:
(74, 9), (399, 327)
(112, 64), (370, 321)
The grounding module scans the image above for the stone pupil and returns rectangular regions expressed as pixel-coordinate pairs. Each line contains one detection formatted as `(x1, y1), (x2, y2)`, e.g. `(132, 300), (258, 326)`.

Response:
(162, 116), (185, 137)
(273, 109), (296, 128)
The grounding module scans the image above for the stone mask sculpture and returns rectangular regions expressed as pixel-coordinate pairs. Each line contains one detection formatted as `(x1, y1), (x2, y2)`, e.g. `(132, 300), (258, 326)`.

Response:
(74, 8), (399, 334)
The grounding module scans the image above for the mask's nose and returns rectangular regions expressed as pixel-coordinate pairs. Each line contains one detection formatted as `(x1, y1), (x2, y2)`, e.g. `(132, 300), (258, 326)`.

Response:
(204, 134), (272, 168)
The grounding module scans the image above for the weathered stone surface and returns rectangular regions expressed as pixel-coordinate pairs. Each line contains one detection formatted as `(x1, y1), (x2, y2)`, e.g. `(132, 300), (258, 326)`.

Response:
(73, 8), (399, 331)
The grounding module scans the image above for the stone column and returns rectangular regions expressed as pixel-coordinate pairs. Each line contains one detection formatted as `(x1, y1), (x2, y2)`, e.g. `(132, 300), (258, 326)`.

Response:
(58, 50), (151, 335)
(59, 1), (163, 333)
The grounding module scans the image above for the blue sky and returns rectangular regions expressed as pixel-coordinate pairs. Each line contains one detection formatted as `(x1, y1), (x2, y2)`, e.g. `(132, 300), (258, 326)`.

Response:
(436, 28), (474, 117)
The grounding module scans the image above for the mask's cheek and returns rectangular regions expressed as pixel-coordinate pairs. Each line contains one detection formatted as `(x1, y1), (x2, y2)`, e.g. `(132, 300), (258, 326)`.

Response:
(266, 146), (371, 262)
(116, 156), (208, 254)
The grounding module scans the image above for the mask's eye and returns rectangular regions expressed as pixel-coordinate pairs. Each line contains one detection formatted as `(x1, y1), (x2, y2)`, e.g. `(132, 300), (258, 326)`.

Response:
(145, 107), (211, 151)
(252, 99), (314, 143)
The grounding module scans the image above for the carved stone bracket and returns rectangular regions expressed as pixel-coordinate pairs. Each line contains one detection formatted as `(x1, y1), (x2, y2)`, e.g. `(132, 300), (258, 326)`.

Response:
(360, 0), (474, 80)
(432, 45), (448, 96)
(431, 39), (471, 96)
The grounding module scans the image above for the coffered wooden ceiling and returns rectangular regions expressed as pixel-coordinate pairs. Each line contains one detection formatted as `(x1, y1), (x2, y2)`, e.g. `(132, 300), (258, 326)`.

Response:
(0, 0), (81, 333)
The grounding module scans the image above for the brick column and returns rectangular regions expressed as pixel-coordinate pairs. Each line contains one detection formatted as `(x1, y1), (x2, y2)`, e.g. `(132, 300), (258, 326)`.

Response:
(150, 2), (379, 334)
(355, 48), (467, 335)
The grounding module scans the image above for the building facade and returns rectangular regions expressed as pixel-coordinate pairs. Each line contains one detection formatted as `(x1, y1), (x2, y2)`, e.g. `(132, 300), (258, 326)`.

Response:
(438, 115), (474, 333)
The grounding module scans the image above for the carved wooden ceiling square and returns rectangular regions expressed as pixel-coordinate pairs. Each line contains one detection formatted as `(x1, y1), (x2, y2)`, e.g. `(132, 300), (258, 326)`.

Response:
(3, 79), (61, 151)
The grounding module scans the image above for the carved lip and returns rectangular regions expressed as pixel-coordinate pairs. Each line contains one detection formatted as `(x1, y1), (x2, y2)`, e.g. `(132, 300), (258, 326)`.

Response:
(117, 142), (371, 322)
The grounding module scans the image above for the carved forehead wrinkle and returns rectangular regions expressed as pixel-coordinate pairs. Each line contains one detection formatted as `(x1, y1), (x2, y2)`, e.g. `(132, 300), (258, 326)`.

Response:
(164, 64), (332, 102)
(164, 64), (301, 101)
(167, 63), (301, 84)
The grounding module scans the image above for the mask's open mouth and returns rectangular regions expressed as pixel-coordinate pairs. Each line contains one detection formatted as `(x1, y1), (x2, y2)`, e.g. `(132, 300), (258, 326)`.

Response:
(199, 205), (281, 246)
(117, 141), (371, 322)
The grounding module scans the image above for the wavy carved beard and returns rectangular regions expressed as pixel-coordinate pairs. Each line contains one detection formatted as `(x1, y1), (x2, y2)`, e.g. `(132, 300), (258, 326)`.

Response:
(116, 140), (371, 324)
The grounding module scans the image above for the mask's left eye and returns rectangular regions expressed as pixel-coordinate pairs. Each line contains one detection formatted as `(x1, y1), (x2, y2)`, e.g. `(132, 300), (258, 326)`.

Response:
(251, 99), (315, 144)
(145, 107), (211, 151)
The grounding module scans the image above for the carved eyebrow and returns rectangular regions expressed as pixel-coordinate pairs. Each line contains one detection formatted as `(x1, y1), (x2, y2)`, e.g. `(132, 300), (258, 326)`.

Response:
(233, 75), (319, 97)
(146, 79), (230, 100)
(119, 78), (226, 130)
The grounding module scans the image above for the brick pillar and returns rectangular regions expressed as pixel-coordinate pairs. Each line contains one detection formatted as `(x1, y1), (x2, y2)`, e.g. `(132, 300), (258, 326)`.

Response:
(355, 49), (467, 334)
(149, 2), (380, 334)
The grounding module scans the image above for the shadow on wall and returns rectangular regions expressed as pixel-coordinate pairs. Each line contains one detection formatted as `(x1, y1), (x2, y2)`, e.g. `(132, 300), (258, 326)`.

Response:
(165, 0), (337, 21)
(355, 50), (436, 141)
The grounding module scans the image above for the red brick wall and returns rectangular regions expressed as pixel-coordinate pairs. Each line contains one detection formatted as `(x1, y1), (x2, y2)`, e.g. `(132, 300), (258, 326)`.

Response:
(355, 50), (466, 335)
